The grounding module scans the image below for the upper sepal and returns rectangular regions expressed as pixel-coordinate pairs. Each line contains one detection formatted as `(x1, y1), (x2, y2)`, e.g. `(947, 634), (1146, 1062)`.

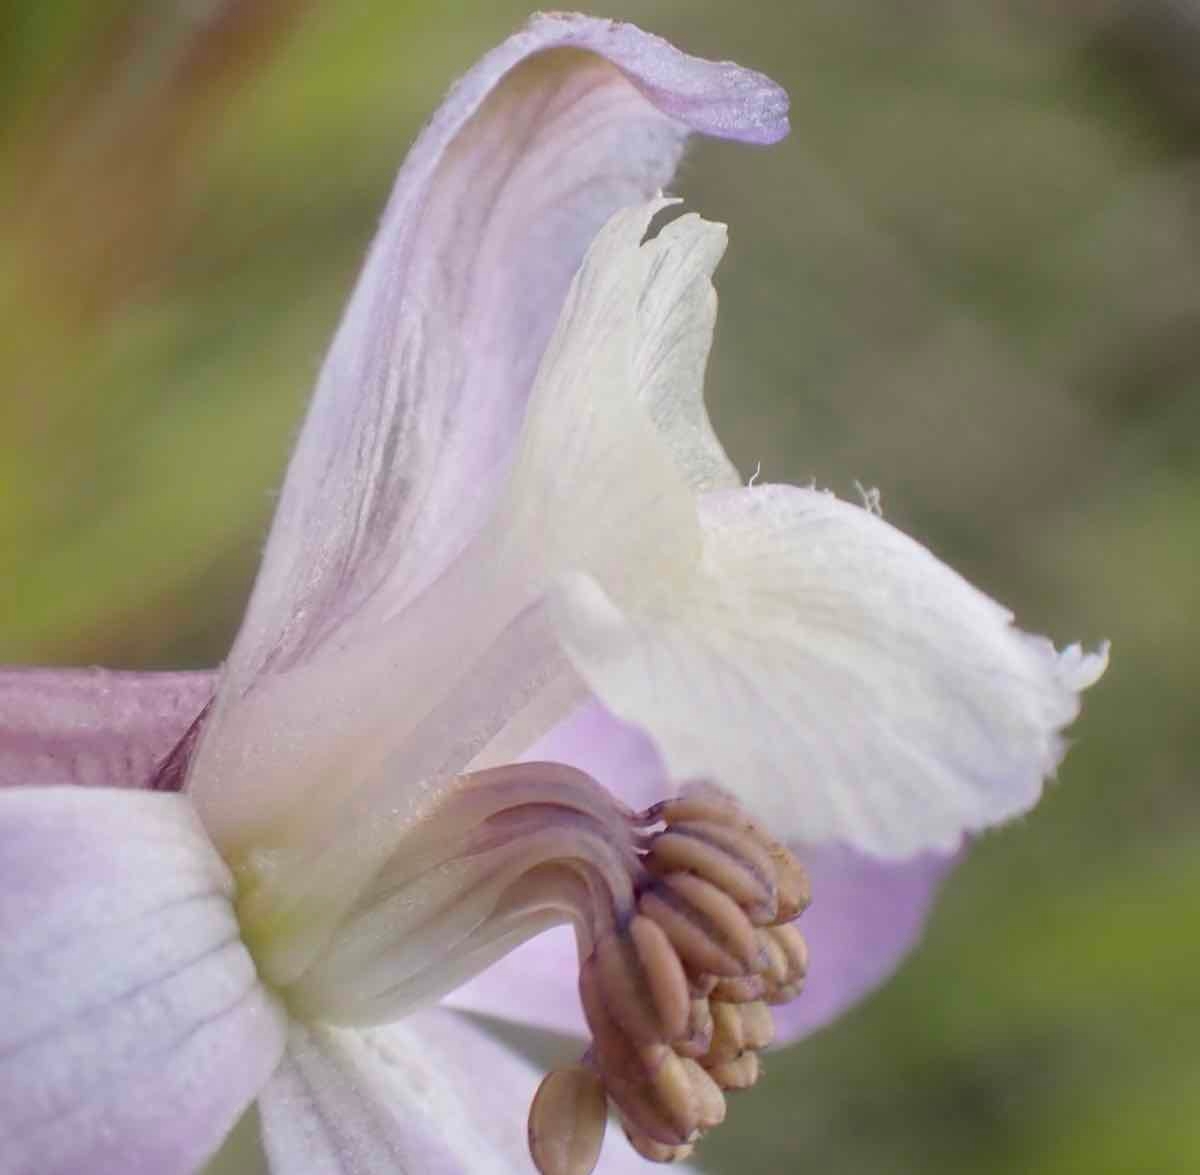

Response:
(221, 14), (787, 700)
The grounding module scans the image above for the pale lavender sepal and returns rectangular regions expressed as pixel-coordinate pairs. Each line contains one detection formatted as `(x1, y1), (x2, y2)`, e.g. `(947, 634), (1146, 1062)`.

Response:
(223, 13), (789, 695)
(0, 786), (287, 1175)
(446, 700), (958, 1047)
(258, 1008), (699, 1174)
(769, 844), (959, 1042)
(0, 667), (215, 789)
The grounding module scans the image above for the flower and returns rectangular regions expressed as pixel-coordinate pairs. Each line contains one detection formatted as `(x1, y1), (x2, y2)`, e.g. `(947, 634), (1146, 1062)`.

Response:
(0, 12), (1107, 1175)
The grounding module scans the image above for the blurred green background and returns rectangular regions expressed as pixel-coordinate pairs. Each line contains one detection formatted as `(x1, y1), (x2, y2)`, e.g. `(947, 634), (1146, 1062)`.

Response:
(2, 2), (1197, 1172)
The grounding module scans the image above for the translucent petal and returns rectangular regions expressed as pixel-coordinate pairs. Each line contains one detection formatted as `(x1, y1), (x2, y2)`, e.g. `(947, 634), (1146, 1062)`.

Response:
(502, 201), (725, 604)
(550, 485), (1108, 857)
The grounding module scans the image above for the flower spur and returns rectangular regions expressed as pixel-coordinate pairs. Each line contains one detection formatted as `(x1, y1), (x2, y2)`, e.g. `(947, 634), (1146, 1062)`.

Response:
(0, 12), (1106, 1175)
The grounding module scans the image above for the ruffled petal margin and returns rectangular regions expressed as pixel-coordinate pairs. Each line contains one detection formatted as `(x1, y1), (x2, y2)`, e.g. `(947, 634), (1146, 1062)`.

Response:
(550, 486), (1108, 857)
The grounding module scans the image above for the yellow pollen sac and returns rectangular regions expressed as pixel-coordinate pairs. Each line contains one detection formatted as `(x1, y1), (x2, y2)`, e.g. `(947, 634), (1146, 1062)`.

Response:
(526, 783), (811, 1174)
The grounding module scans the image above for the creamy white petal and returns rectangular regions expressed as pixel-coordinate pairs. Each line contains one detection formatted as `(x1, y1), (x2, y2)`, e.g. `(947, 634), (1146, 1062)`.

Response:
(550, 484), (1107, 857)
(633, 209), (739, 492)
(504, 200), (705, 601)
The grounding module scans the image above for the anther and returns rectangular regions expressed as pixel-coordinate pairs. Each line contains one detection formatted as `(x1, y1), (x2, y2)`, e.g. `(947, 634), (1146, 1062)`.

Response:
(651, 783), (810, 921)
(681, 1057), (727, 1129)
(674, 997), (713, 1059)
(767, 922), (808, 984)
(528, 1068), (608, 1175)
(579, 959), (696, 1147)
(593, 930), (668, 1045)
(705, 1051), (761, 1091)
(622, 1124), (695, 1164)
(758, 928), (791, 987)
(706, 1000), (746, 1065)
(648, 783), (747, 828)
(644, 822), (778, 921)
(629, 916), (692, 1042)
(709, 974), (768, 1004)
(527, 781), (810, 1174)
(737, 1001), (774, 1051)
(639, 873), (760, 976)
(769, 845), (811, 921)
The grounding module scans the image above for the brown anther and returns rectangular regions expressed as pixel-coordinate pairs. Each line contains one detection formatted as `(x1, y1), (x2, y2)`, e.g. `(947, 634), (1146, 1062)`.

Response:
(651, 784), (748, 828)
(530, 781), (812, 1173)
(680, 1057), (727, 1130)
(673, 997), (714, 1059)
(593, 920), (689, 1046)
(709, 974), (768, 1004)
(639, 873), (759, 976)
(653, 784), (809, 924)
(706, 1000), (746, 1065)
(705, 1051), (761, 1091)
(765, 980), (805, 1005)
(622, 1123), (696, 1164)
(757, 928), (791, 987)
(629, 915), (691, 1043)
(579, 959), (690, 1147)
(594, 932), (661, 1045)
(644, 1047), (703, 1141)
(528, 1068), (608, 1175)
(768, 846), (811, 922)
(737, 1001), (774, 1051)
(765, 922), (808, 984)
(644, 823), (777, 921)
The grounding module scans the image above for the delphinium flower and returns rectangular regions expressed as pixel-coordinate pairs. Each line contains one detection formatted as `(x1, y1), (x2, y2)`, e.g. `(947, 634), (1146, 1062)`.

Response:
(0, 13), (1107, 1175)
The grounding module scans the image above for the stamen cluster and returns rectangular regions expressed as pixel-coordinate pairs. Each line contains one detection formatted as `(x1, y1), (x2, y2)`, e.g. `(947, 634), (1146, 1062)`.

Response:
(528, 784), (810, 1174)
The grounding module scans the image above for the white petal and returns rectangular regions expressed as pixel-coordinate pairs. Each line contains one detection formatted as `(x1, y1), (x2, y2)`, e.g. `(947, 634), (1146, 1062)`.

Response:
(504, 200), (736, 605)
(633, 209), (739, 492)
(258, 1009), (693, 1174)
(550, 484), (1108, 857)
(0, 787), (286, 1174)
